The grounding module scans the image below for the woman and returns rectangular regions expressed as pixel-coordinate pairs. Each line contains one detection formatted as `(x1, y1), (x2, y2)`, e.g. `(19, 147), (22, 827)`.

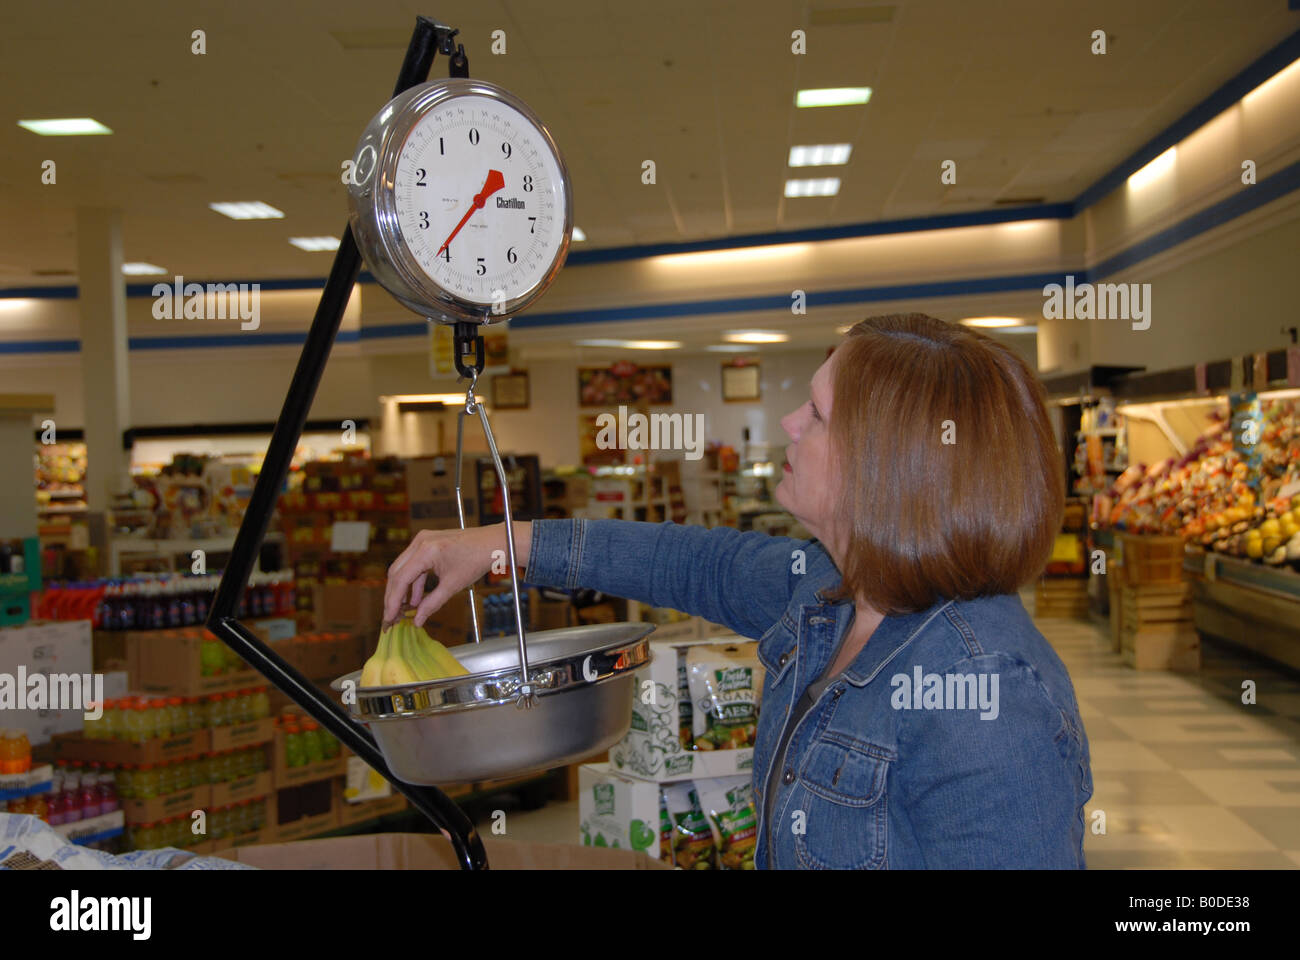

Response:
(385, 313), (1093, 869)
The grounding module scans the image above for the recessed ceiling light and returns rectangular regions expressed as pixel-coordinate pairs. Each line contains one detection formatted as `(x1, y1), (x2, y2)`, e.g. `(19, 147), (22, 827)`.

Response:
(209, 201), (285, 220)
(789, 144), (852, 167)
(998, 325), (1038, 334)
(289, 236), (341, 251)
(575, 338), (682, 350)
(795, 88), (872, 108)
(0, 299), (37, 311)
(784, 178), (840, 198)
(572, 226), (587, 242)
(18, 118), (112, 136)
(723, 330), (789, 344)
(379, 393), (482, 404)
(706, 344), (756, 352)
(960, 317), (1023, 328)
(122, 263), (167, 275)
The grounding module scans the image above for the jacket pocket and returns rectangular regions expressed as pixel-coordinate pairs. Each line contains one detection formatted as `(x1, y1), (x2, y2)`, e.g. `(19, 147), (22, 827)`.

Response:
(757, 616), (797, 685)
(790, 737), (890, 870)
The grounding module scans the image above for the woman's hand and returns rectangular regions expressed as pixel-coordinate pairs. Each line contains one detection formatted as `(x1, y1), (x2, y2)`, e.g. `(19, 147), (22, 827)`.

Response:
(384, 521), (532, 628)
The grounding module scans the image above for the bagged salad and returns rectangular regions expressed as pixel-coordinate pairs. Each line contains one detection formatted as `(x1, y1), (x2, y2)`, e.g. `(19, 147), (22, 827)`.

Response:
(687, 642), (764, 750)
(696, 775), (759, 870)
(662, 781), (716, 869)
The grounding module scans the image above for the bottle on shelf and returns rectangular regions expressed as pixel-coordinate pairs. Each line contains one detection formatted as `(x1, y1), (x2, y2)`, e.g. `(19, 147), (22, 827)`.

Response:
(301, 719), (324, 764)
(98, 764), (119, 813)
(150, 698), (171, 739)
(46, 771), (67, 826)
(251, 686), (271, 720)
(283, 721), (306, 768)
(79, 766), (102, 819)
(166, 697), (186, 736)
(61, 766), (83, 823)
(0, 729), (32, 774)
(207, 693), (228, 728)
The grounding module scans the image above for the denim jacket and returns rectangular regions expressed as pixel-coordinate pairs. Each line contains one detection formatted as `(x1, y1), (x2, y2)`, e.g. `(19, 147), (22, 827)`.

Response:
(525, 518), (1092, 869)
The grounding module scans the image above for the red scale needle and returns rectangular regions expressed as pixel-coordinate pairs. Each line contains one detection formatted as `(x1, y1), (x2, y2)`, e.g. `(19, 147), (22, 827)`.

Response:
(436, 169), (506, 257)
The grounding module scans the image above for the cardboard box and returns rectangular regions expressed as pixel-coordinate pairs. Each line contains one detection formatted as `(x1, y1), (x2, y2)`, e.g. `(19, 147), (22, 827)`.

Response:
(210, 717), (274, 753)
(272, 725), (347, 787)
(608, 636), (758, 782)
(272, 795), (338, 842)
(47, 729), (211, 766)
(0, 620), (94, 745)
(423, 586), (538, 644)
(296, 632), (367, 682)
(211, 770), (273, 807)
(335, 779), (407, 827)
(536, 600), (576, 631)
(122, 785), (211, 825)
(125, 629), (262, 696)
(405, 456), (479, 533)
(213, 832), (671, 870)
(578, 763), (666, 859)
(311, 582), (386, 636)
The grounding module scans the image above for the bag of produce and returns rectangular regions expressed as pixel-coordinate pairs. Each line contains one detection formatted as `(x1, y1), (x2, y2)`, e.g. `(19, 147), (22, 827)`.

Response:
(663, 781), (716, 870)
(695, 775), (759, 870)
(676, 646), (693, 750)
(687, 642), (764, 750)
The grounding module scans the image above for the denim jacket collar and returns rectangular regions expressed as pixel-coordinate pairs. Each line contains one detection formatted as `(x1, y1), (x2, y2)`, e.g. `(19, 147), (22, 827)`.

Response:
(804, 573), (956, 689)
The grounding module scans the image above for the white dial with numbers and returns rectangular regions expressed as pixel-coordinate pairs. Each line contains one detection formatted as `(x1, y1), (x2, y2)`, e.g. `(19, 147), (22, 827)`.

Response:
(348, 79), (572, 323)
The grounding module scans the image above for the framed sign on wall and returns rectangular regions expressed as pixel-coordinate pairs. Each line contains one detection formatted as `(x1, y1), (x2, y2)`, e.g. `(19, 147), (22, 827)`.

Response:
(492, 370), (530, 409)
(721, 359), (760, 402)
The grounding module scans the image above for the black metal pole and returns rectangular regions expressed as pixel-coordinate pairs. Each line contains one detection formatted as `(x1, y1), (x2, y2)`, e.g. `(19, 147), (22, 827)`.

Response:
(207, 15), (488, 871)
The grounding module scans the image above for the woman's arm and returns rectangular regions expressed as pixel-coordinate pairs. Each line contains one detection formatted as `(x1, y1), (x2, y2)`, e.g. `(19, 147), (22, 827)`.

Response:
(525, 517), (807, 639)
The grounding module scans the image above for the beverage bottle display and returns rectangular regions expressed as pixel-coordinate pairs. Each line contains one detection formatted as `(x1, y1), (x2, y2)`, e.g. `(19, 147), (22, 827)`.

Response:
(136, 764), (159, 799)
(0, 729), (32, 774)
(184, 697), (204, 733)
(115, 764), (134, 800)
(179, 580), (197, 626)
(251, 686), (270, 720)
(301, 719), (324, 763)
(221, 635), (243, 673)
(150, 699), (171, 739)
(166, 697), (186, 735)
(101, 699), (120, 740)
(46, 773), (67, 825)
(127, 701), (149, 743)
(319, 723), (340, 760)
(226, 690), (244, 724)
(207, 693), (228, 727)
(80, 769), (102, 819)
(166, 581), (182, 627)
(235, 689), (253, 724)
(210, 805), (227, 842)
(200, 635), (224, 676)
(132, 821), (158, 850)
(83, 703), (104, 740)
(61, 769), (83, 823)
(283, 721), (307, 767)
(98, 766), (119, 813)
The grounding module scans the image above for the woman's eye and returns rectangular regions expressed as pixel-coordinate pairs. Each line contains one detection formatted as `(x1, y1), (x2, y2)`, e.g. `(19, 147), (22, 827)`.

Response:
(809, 402), (821, 421)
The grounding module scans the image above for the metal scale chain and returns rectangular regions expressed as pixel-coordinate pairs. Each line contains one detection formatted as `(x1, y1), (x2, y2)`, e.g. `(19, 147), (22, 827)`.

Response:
(451, 321), (536, 709)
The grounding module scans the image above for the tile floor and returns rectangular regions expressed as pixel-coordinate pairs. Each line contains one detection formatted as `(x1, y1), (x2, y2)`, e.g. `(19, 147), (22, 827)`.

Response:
(479, 614), (1300, 869)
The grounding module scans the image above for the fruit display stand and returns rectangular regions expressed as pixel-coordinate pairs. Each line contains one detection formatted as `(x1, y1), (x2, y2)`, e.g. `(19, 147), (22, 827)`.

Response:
(1191, 552), (1300, 672)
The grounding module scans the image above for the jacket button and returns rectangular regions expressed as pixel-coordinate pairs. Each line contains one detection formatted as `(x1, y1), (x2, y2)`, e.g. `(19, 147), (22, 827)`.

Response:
(778, 652), (789, 666)
(782, 768), (794, 785)
(832, 687), (843, 700)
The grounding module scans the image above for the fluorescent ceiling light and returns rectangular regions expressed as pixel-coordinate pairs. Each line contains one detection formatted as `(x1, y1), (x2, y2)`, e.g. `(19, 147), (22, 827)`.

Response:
(122, 263), (167, 275)
(379, 393), (481, 404)
(999, 325), (1038, 334)
(789, 144), (852, 167)
(784, 178), (840, 198)
(1127, 147), (1175, 190)
(209, 201), (286, 220)
(1243, 56), (1300, 107)
(961, 317), (1023, 328)
(0, 299), (37, 311)
(575, 338), (682, 350)
(649, 242), (812, 268)
(724, 330), (788, 344)
(795, 87), (872, 108)
(572, 226), (587, 242)
(289, 236), (341, 251)
(18, 118), (112, 136)
(706, 344), (756, 352)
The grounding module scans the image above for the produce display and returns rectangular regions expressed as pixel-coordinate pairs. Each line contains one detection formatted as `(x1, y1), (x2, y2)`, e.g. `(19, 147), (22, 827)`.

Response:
(358, 612), (469, 686)
(1095, 396), (1300, 570)
(684, 643), (764, 751)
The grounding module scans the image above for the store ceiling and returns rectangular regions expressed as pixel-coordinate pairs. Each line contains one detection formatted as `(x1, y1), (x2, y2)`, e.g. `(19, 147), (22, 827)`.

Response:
(0, 0), (1294, 301)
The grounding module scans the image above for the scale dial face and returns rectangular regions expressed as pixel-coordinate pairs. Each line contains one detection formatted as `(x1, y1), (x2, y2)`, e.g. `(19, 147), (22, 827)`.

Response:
(348, 79), (573, 323)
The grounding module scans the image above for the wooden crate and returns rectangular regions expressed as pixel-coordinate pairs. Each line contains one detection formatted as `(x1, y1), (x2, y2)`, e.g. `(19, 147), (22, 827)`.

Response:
(1119, 581), (1199, 670)
(1034, 577), (1090, 618)
(1107, 573), (1123, 653)
(1121, 622), (1200, 671)
(1118, 533), (1186, 586)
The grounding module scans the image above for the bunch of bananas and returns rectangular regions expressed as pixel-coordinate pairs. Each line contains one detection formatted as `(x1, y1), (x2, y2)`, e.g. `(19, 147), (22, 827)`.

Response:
(360, 613), (470, 687)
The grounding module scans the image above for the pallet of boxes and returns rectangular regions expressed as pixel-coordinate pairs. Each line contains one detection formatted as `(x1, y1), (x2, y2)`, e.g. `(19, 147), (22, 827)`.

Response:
(1114, 532), (1199, 670)
(579, 625), (763, 869)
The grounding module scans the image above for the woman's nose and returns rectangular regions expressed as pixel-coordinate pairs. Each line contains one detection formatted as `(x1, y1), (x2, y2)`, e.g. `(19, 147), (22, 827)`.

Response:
(780, 409), (799, 439)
